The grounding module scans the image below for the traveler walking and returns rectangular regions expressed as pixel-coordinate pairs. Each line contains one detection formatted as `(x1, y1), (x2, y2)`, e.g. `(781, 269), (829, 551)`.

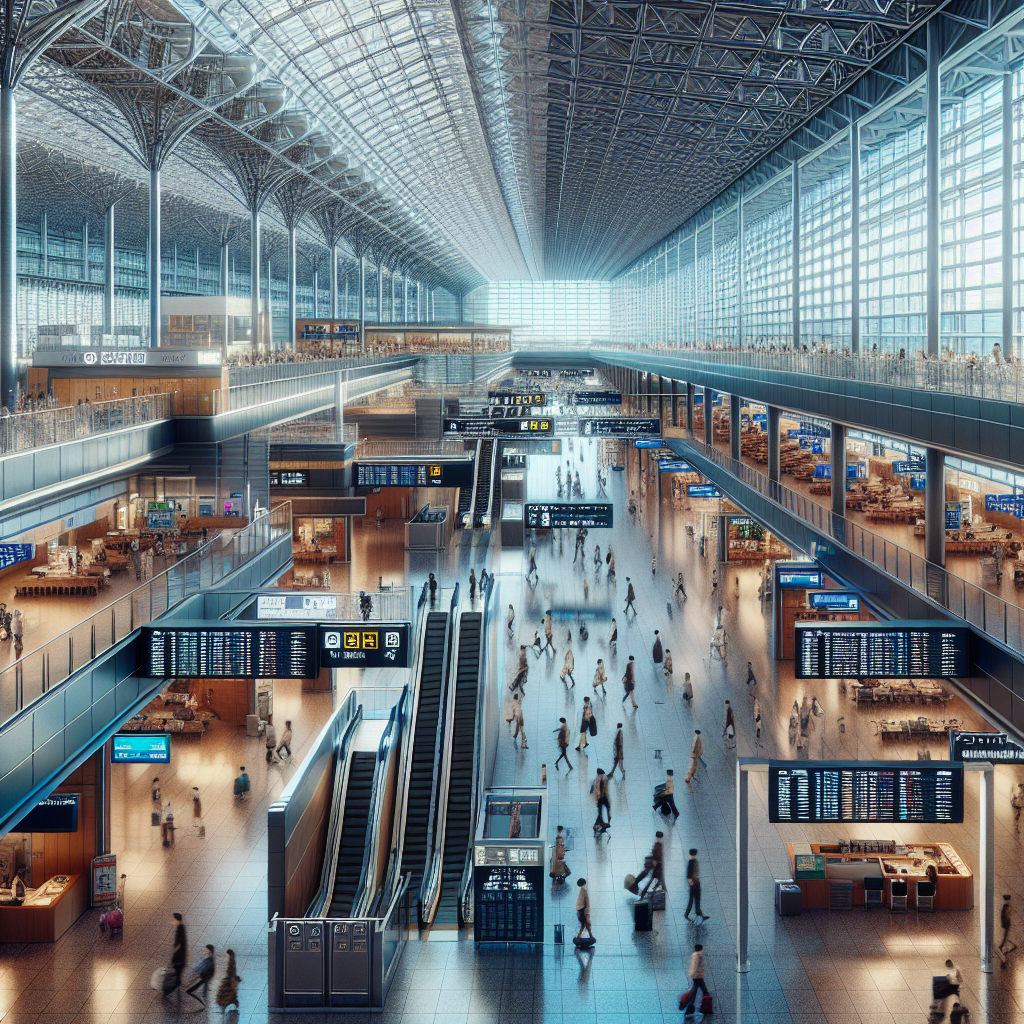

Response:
(264, 717), (277, 764)
(663, 649), (673, 681)
(684, 730), (703, 783)
(575, 879), (594, 943)
(214, 949), (240, 1012)
(469, 568), (477, 602)
(652, 630), (663, 664)
(508, 695), (528, 749)
(1013, 784), (1024, 832)
(753, 697), (763, 746)
(592, 658), (608, 696)
(166, 912), (187, 1002)
(506, 603), (515, 637)
(682, 671), (693, 703)
(577, 697), (594, 751)
(745, 661), (757, 687)
(428, 572), (437, 605)
(608, 722), (625, 778)
(560, 645), (576, 687)
(542, 613), (556, 654)
(653, 769), (680, 820)
(550, 825), (570, 883)
(233, 767), (249, 801)
(185, 945), (216, 1006)
(624, 578), (637, 615)
(684, 850), (707, 921)
(1000, 894), (1016, 955)
(554, 719), (573, 771)
(526, 550), (538, 584)
(591, 768), (611, 833)
(680, 944), (708, 1017)
(276, 721), (292, 759)
(674, 572), (687, 600)
(608, 617), (617, 651)
(633, 831), (665, 897)
(723, 701), (736, 747)
(622, 656), (638, 709)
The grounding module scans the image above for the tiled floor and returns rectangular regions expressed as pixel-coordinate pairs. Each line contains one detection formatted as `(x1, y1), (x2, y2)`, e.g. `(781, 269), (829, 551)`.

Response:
(4, 397), (1024, 1024)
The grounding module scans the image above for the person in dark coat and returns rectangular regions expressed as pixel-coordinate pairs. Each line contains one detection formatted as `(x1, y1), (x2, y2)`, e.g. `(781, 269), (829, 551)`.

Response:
(167, 912), (187, 1001)
(652, 630), (663, 664)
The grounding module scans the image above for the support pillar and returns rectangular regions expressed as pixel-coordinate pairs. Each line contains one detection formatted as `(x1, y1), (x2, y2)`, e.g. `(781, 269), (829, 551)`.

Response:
(416, 282), (421, 322)
(220, 241), (230, 296)
(791, 160), (800, 350)
(104, 205), (116, 335)
(40, 210), (47, 278)
(737, 188), (745, 349)
(830, 423), (846, 518)
(149, 166), (160, 347)
(82, 221), (89, 283)
(376, 265), (383, 323)
(850, 121), (861, 354)
(403, 277), (409, 322)
(286, 223), (296, 350)
(330, 247), (338, 320)
(975, 764), (995, 973)
(925, 447), (945, 566)
(249, 208), (260, 352)
(925, 19), (940, 358)
(736, 761), (751, 973)
(686, 382), (695, 434)
(767, 406), (780, 484)
(95, 744), (111, 855)
(358, 257), (366, 348)
(1003, 72), (1013, 360)
(0, 85), (16, 408)
(172, 241), (178, 292)
(670, 380), (679, 428)
(313, 269), (319, 319)
(265, 257), (274, 351)
(729, 393), (741, 461)
(703, 387), (713, 446)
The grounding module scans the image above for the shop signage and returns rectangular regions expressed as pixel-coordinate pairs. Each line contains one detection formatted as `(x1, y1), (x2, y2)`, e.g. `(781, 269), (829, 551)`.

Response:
(891, 460), (924, 474)
(950, 731), (1024, 763)
(256, 595), (339, 620)
(687, 484), (722, 498)
(777, 567), (823, 588)
(634, 439), (663, 448)
(111, 733), (172, 763)
(768, 761), (963, 824)
(808, 592), (860, 612)
(33, 348), (221, 369)
(320, 622), (410, 668)
(985, 494), (1024, 517)
(92, 853), (118, 907)
(795, 621), (969, 679)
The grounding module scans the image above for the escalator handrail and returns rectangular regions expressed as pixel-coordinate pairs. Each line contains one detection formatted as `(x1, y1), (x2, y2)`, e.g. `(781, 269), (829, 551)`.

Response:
(415, 585), (457, 914)
(351, 686), (407, 919)
(459, 574), (494, 924)
(381, 583), (429, 902)
(307, 699), (363, 919)
(419, 601), (464, 924)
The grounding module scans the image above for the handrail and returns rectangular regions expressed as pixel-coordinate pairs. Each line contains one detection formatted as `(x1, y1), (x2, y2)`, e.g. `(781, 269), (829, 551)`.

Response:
(381, 584), (430, 903)
(308, 694), (363, 918)
(351, 689), (406, 919)
(678, 434), (1024, 657)
(459, 573), (494, 925)
(416, 584), (458, 918)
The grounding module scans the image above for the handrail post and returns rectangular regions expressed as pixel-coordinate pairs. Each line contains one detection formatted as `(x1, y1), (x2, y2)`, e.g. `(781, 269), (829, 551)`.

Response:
(68, 634), (73, 673)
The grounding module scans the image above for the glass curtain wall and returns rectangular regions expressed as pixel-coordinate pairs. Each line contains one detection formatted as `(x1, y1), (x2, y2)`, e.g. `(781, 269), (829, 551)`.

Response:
(464, 281), (610, 346)
(610, 16), (1024, 364)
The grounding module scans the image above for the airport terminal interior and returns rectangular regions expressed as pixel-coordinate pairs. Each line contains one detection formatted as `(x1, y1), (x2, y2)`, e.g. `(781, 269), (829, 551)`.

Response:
(8, 2), (1024, 1023)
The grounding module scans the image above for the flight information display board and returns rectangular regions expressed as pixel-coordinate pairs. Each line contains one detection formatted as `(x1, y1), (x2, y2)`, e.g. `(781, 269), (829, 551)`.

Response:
(808, 591), (860, 612)
(950, 731), (1024, 763)
(444, 417), (553, 436)
(778, 567), (823, 588)
(0, 543), (33, 568)
(985, 494), (1024, 517)
(112, 733), (172, 763)
(143, 623), (318, 679)
(659, 460), (693, 472)
(579, 417), (660, 437)
(768, 761), (963, 823)
(572, 390), (622, 405)
(488, 390), (545, 406)
(353, 462), (473, 488)
(320, 623), (411, 668)
(687, 484), (722, 498)
(795, 622), (969, 679)
(524, 503), (613, 529)
(473, 864), (543, 943)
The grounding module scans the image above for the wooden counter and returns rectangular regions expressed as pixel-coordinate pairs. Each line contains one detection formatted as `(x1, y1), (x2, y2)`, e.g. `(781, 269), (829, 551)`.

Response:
(786, 843), (972, 911)
(0, 875), (87, 942)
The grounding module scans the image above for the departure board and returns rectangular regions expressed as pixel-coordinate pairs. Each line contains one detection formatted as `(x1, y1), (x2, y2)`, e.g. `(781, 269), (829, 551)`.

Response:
(572, 390), (622, 405)
(524, 503), (613, 528)
(353, 462), (473, 488)
(579, 417), (660, 437)
(950, 731), (1024, 763)
(143, 623), (317, 678)
(0, 543), (32, 568)
(488, 390), (545, 406)
(444, 417), (553, 436)
(795, 622), (969, 678)
(473, 865), (543, 943)
(768, 762), (963, 823)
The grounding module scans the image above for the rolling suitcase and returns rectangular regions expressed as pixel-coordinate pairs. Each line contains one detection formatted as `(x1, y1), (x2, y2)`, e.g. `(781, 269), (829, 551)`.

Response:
(633, 898), (653, 932)
(700, 993), (713, 1014)
(649, 888), (666, 911)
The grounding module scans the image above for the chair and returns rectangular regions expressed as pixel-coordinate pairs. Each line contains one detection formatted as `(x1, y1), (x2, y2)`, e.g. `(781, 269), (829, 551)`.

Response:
(863, 876), (885, 911)
(916, 880), (936, 912)
(890, 879), (909, 912)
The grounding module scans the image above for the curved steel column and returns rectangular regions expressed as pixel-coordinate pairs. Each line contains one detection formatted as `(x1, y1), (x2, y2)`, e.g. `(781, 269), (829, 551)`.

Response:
(148, 166), (160, 347)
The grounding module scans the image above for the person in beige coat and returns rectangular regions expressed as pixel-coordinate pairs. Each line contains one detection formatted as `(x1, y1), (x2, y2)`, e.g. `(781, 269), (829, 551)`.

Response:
(684, 729), (703, 783)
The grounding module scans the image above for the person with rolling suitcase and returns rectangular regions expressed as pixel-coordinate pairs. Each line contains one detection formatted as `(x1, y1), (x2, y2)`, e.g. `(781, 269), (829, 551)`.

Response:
(574, 878), (594, 946)
(680, 943), (709, 1017)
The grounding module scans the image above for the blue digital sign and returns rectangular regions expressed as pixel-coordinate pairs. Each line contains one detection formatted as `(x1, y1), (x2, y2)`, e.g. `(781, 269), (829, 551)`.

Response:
(809, 592), (860, 612)
(814, 465), (831, 479)
(0, 543), (33, 568)
(778, 568), (824, 588)
(891, 460), (924, 474)
(986, 494), (1024, 517)
(687, 484), (722, 498)
(634, 438), (663, 448)
(112, 733), (172, 763)
(659, 460), (692, 472)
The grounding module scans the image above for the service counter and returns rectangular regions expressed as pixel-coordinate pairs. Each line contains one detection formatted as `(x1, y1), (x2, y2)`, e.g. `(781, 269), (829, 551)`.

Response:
(786, 841), (972, 910)
(0, 875), (87, 942)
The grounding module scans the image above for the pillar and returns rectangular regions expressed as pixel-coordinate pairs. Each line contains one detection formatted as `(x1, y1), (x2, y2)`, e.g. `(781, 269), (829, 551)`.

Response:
(330, 247), (338, 320)
(925, 447), (945, 566)
(737, 188), (745, 349)
(249, 208), (260, 351)
(265, 256), (274, 350)
(703, 387), (713, 446)
(767, 406), (780, 484)
(416, 281), (421, 322)
(1003, 72), (1013, 359)
(686, 382), (695, 433)
(376, 264), (383, 323)
(791, 159), (800, 350)
(104, 205), (116, 335)
(403, 277), (409, 322)
(81, 221), (89, 282)
(172, 241), (179, 291)
(40, 210), (47, 277)
(358, 256), (366, 325)
(670, 379), (679, 428)
(286, 223), (296, 350)
(850, 121), (861, 355)
(220, 240), (230, 296)
(0, 85), (16, 408)
(925, 19), (940, 358)
(313, 269), (319, 319)
(729, 393), (741, 461)
(95, 745), (111, 855)
(149, 166), (160, 347)
(830, 423), (846, 518)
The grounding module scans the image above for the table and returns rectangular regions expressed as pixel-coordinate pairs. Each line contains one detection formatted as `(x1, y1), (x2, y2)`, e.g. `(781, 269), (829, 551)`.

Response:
(16, 574), (98, 597)
(877, 716), (960, 739)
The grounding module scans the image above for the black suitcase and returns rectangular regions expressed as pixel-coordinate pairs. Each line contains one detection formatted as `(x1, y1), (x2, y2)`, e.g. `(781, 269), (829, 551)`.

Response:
(633, 898), (653, 931)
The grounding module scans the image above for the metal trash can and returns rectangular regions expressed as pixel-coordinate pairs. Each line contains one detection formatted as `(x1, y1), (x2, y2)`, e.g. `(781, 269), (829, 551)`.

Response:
(775, 879), (802, 917)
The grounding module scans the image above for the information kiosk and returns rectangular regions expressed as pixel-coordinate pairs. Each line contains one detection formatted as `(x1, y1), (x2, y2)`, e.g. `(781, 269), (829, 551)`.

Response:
(473, 787), (547, 944)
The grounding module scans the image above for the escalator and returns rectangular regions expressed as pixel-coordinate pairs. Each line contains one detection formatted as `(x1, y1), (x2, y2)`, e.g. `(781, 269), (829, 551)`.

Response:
(433, 612), (483, 925)
(473, 440), (494, 526)
(489, 441), (502, 526)
(328, 751), (377, 917)
(456, 441), (478, 526)
(399, 611), (451, 898)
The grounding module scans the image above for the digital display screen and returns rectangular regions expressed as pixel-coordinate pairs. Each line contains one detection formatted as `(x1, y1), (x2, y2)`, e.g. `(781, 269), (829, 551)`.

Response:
(795, 622), (969, 679)
(985, 494), (1024, 517)
(444, 417), (553, 436)
(143, 623), (317, 679)
(524, 503), (613, 528)
(814, 465), (831, 479)
(579, 417), (661, 437)
(147, 510), (174, 529)
(320, 623), (411, 668)
(808, 591), (860, 612)
(0, 543), (33, 568)
(352, 462), (473, 488)
(945, 503), (962, 531)
(634, 439), (663, 448)
(892, 460), (924, 474)
(687, 484), (722, 498)
(778, 568), (823, 588)
(270, 471), (309, 487)
(488, 391), (545, 406)
(473, 865), (543, 943)
(111, 733), (172, 763)
(13, 794), (80, 833)
(573, 391), (621, 405)
(768, 762), (963, 823)
(659, 460), (692, 472)
(256, 595), (339, 619)
(950, 731), (1024, 763)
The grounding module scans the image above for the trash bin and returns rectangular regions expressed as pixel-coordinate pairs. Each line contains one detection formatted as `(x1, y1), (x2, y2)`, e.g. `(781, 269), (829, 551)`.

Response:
(775, 879), (802, 917)
(246, 714), (260, 737)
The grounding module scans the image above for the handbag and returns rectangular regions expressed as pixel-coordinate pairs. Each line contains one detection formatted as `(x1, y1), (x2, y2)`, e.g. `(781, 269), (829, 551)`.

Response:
(589, 717), (598, 736)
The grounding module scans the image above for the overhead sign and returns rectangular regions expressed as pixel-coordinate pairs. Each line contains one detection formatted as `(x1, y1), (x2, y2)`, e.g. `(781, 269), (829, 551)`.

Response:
(13, 793), (80, 833)
(659, 460), (693, 472)
(320, 622), (411, 668)
(950, 731), (1024, 763)
(501, 439), (562, 455)
(808, 591), (860, 612)
(580, 417), (660, 437)
(892, 460), (924, 475)
(634, 438), (663, 448)
(111, 733), (172, 763)
(572, 390), (622, 405)
(777, 566), (823, 588)
(33, 348), (221, 369)
(524, 503), (613, 529)
(353, 462), (474, 488)
(270, 470), (309, 487)
(795, 621), (969, 679)
(945, 502), (963, 531)
(687, 484), (722, 498)
(768, 761), (963, 824)
(0, 543), (33, 568)
(257, 594), (339, 620)
(985, 494), (1024, 517)
(444, 417), (553, 436)
(488, 391), (545, 406)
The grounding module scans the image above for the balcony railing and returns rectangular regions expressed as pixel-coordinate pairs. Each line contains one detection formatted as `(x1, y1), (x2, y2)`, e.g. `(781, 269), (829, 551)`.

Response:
(354, 440), (469, 460)
(0, 502), (292, 731)
(218, 365), (415, 414)
(682, 435), (1024, 657)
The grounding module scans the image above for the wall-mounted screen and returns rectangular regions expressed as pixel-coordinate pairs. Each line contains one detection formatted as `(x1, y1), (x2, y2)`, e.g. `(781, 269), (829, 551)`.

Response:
(352, 462), (474, 488)
(0, 543), (33, 568)
(687, 484), (722, 498)
(579, 418), (660, 437)
(13, 794), (80, 833)
(524, 503), (613, 528)
(112, 733), (172, 763)
(808, 592), (860, 612)
(950, 731), (1024, 763)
